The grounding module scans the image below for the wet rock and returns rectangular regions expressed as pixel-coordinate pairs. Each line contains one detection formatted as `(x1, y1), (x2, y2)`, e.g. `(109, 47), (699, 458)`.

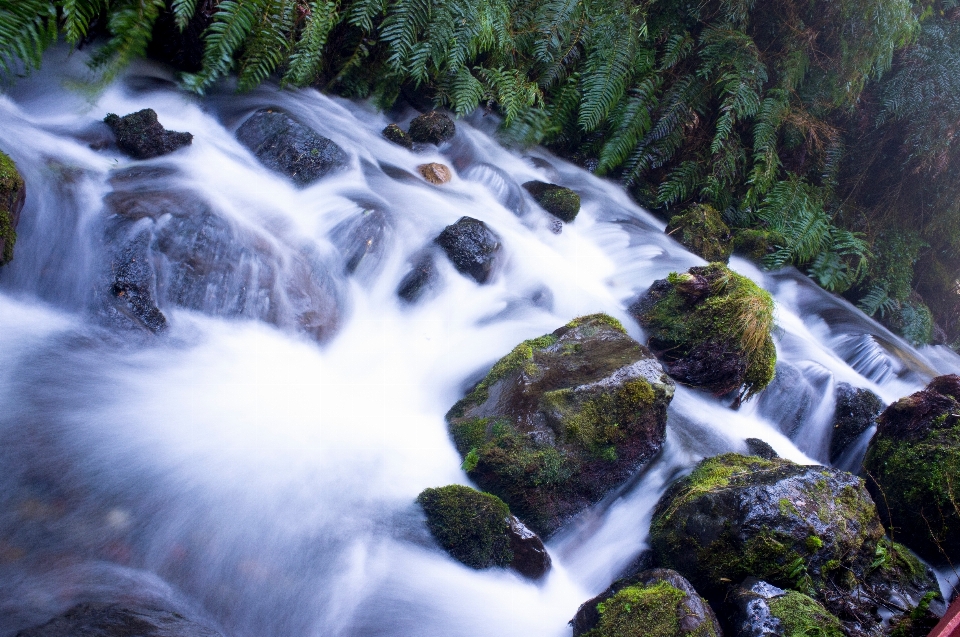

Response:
(418, 162), (451, 185)
(729, 579), (843, 637)
(665, 203), (732, 263)
(434, 216), (502, 284)
(745, 438), (778, 460)
(103, 110), (193, 160)
(110, 232), (167, 333)
(461, 164), (526, 215)
(649, 453), (942, 635)
(397, 252), (440, 304)
(408, 111), (455, 145)
(147, 0), (217, 72)
(446, 314), (674, 536)
(630, 263), (776, 401)
(571, 568), (721, 637)
(0, 149), (26, 266)
(522, 181), (580, 223)
(382, 123), (414, 149)
(863, 374), (960, 563)
(15, 602), (223, 637)
(416, 484), (550, 578)
(236, 109), (347, 186)
(733, 229), (785, 262)
(329, 209), (390, 278)
(830, 383), (884, 463)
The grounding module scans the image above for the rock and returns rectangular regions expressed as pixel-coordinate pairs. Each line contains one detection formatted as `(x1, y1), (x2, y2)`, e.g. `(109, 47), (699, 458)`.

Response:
(0, 149), (26, 266)
(446, 314), (674, 536)
(522, 181), (580, 223)
(745, 438), (779, 459)
(235, 109), (347, 186)
(418, 163), (452, 184)
(729, 579), (843, 637)
(103, 109), (193, 159)
(863, 374), (960, 563)
(649, 453), (942, 635)
(110, 232), (167, 333)
(434, 216), (502, 284)
(732, 229), (785, 262)
(329, 209), (390, 278)
(416, 484), (550, 578)
(571, 568), (721, 637)
(630, 263), (776, 401)
(382, 123), (414, 149)
(407, 111), (455, 145)
(886, 592), (943, 637)
(461, 163), (526, 216)
(829, 383), (883, 463)
(15, 603), (222, 637)
(665, 203), (732, 263)
(397, 252), (440, 303)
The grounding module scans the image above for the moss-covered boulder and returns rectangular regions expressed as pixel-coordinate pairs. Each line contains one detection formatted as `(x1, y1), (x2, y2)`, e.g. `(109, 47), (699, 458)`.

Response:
(382, 123), (414, 149)
(104, 109), (193, 159)
(630, 263), (776, 401)
(732, 228), (785, 262)
(446, 314), (674, 536)
(571, 569), (721, 637)
(830, 383), (884, 463)
(0, 149), (25, 266)
(650, 453), (941, 635)
(729, 580), (843, 637)
(523, 181), (581, 223)
(863, 374), (960, 563)
(665, 204), (732, 263)
(416, 484), (550, 578)
(408, 111), (455, 145)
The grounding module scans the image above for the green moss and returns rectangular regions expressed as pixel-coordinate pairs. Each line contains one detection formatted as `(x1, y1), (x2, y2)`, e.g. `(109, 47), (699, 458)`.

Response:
(566, 313), (626, 334)
(584, 581), (688, 637)
(806, 535), (824, 551)
(450, 417), (489, 455)
(0, 150), (24, 265)
(416, 485), (513, 569)
(733, 229), (786, 262)
(666, 203), (733, 263)
(769, 590), (844, 637)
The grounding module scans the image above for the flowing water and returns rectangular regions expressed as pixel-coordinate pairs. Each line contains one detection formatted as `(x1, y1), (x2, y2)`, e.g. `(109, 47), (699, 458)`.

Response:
(0, 50), (958, 636)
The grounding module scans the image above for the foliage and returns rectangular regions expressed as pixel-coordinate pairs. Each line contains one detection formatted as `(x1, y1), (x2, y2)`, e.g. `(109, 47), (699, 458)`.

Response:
(582, 581), (689, 637)
(768, 590), (844, 637)
(416, 484), (513, 569)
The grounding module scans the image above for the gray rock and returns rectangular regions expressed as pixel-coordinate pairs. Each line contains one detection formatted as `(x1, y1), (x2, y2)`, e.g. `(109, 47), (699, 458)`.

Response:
(15, 603), (222, 637)
(408, 111), (455, 145)
(434, 216), (502, 284)
(729, 579), (786, 637)
(830, 383), (883, 463)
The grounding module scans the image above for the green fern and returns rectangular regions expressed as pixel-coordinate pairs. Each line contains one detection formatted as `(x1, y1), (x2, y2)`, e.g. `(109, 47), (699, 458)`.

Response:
(0, 0), (57, 74)
(182, 0), (265, 93)
(171, 0), (200, 30)
(61, 0), (107, 43)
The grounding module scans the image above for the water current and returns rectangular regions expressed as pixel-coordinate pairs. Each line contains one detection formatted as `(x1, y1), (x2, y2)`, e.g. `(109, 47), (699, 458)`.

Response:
(0, 49), (958, 637)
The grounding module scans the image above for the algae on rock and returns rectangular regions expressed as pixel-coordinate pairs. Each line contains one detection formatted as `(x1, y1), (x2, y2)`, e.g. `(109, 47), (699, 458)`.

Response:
(665, 204), (732, 263)
(0, 149), (25, 266)
(446, 313), (674, 536)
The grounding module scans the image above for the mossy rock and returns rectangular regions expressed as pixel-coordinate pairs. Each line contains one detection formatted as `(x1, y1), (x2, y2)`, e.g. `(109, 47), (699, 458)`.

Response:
(382, 123), (414, 149)
(446, 313), (674, 536)
(523, 181), (581, 222)
(665, 204), (732, 263)
(0, 149), (25, 266)
(863, 374), (960, 563)
(571, 568), (721, 637)
(630, 262), (776, 401)
(729, 580), (844, 637)
(732, 228), (785, 262)
(104, 109), (193, 159)
(407, 111), (455, 145)
(830, 383), (884, 463)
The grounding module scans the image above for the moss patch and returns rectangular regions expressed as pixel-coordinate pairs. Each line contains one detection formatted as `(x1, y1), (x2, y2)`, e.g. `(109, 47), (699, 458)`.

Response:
(666, 203), (733, 263)
(583, 581), (687, 637)
(733, 228), (785, 262)
(0, 149), (24, 265)
(523, 181), (581, 222)
(416, 485), (513, 569)
(768, 590), (844, 637)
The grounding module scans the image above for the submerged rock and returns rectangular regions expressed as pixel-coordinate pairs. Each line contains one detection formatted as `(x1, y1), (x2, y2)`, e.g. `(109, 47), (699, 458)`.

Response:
(418, 162), (452, 185)
(830, 383), (883, 463)
(408, 111), (455, 145)
(665, 203), (732, 263)
(446, 314), (674, 536)
(236, 109), (347, 186)
(382, 123), (414, 149)
(729, 579), (843, 637)
(416, 484), (550, 578)
(396, 252), (440, 303)
(523, 181), (580, 223)
(863, 374), (960, 563)
(630, 263), (776, 401)
(103, 109), (193, 159)
(649, 453), (942, 635)
(0, 149), (26, 265)
(571, 568), (720, 637)
(15, 603), (223, 637)
(434, 216), (502, 284)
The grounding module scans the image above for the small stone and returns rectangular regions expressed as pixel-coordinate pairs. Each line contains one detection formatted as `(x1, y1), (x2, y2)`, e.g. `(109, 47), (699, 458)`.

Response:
(103, 109), (193, 159)
(434, 216), (502, 284)
(522, 181), (580, 222)
(382, 123), (414, 149)
(418, 162), (451, 184)
(408, 111), (456, 145)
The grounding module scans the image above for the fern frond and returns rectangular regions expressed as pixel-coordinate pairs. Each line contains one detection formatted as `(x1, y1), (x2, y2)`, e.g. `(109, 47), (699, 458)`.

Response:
(237, 0), (295, 91)
(345, 0), (385, 32)
(283, 0), (339, 87)
(0, 0), (57, 75)
(657, 160), (700, 206)
(182, 0), (264, 93)
(62, 0), (107, 43)
(171, 0), (200, 31)
(89, 0), (167, 82)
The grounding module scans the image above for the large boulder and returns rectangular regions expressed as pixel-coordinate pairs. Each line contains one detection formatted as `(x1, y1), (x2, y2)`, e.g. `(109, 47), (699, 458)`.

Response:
(630, 263), (776, 401)
(863, 374), (960, 563)
(15, 603), (222, 637)
(416, 484), (550, 578)
(728, 579), (843, 637)
(446, 314), (674, 536)
(236, 109), (347, 186)
(649, 453), (942, 636)
(665, 204), (732, 263)
(523, 181), (581, 223)
(434, 216), (502, 284)
(571, 568), (721, 637)
(0, 149), (26, 265)
(408, 111), (455, 145)
(830, 383), (884, 463)
(103, 109), (193, 159)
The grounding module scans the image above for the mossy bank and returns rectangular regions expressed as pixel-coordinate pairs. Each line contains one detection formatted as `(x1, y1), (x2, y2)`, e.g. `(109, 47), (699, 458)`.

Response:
(0, 149), (25, 266)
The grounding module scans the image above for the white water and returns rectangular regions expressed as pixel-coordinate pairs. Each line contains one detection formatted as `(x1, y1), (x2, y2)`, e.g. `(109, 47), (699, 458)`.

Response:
(1, 50), (958, 636)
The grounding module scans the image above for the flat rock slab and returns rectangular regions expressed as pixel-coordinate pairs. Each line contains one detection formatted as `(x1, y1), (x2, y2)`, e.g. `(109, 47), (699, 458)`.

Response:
(16, 603), (223, 637)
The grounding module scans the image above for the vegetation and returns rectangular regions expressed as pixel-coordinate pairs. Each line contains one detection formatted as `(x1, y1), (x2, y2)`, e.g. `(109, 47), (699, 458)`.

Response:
(768, 590), (844, 637)
(416, 484), (513, 569)
(2, 0), (960, 344)
(581, 581), (689, 637)
(0, 149), (24, 265)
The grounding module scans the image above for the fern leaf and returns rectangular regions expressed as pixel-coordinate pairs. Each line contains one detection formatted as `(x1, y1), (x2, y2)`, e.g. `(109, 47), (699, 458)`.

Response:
(171, 0), (200, 31)
(182, 0), (264, 93)
(284, 0), (339, 87)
